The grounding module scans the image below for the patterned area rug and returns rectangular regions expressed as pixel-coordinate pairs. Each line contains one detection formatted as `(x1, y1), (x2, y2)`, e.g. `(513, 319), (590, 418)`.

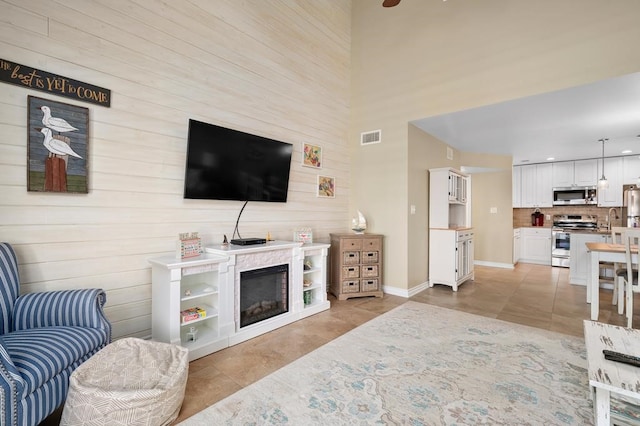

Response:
(179, 301), (594, 425)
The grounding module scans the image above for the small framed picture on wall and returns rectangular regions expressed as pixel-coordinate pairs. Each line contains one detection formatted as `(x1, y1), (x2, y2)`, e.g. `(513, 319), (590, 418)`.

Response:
(317, 175), (335, 198)
(302, 143), (322, 168)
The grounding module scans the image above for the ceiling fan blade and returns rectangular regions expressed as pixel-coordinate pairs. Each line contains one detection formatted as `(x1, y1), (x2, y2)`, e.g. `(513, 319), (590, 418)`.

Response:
(382, 0), (401, 7)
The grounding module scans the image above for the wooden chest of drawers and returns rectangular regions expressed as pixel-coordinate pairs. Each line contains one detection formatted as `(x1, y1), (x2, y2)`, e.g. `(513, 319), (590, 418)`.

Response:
(329, 233), (383, 300)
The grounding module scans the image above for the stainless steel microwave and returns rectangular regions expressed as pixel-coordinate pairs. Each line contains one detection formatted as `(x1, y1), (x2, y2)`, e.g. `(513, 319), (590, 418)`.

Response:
(553, 187), (597, 205)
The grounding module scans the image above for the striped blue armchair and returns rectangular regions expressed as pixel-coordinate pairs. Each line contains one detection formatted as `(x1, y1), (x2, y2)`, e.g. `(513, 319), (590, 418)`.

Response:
(0, 243), (111, 426)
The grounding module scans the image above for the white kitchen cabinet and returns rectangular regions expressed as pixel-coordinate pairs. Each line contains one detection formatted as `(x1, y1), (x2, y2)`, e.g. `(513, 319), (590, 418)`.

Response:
(552, 159), (597, 187)
(448, 171), (468, 204)
(512, 166), (522, 208)
(552, 161), (574, 187)
(520, 227), (551, 265)
(429, 168), (471, 229)
(623, 155), (640, 185)
(457, 229), (474, 283)
(520, 163), (553, 208)
(598, 157), (623, 207)
(513, 228), (521, 264)
(569, 232), (610, 285)
(429, 228), (474, 291)
(429, 167), (473, 291)
(574, 159), (598, 186)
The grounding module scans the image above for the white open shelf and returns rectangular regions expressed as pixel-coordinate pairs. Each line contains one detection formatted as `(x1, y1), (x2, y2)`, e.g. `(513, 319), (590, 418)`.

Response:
(181, 284), (219, 302)
(180, 304), (218, 327)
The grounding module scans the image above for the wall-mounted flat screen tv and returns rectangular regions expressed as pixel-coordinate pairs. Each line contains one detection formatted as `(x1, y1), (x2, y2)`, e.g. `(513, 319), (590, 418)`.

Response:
(184, 119), (293, 202)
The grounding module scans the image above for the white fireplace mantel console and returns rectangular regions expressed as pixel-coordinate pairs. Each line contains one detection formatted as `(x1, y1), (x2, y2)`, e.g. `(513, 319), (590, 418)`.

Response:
(149, 241), (330, 361)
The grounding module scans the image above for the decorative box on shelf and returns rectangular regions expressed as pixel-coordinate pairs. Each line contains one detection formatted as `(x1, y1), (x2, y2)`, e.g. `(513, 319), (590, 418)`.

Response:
(177, 232), (203, 259)
(180, 307), (206, 323)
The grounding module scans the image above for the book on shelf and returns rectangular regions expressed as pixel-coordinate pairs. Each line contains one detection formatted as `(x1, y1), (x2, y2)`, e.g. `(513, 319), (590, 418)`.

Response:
(180, 307), (206, 323)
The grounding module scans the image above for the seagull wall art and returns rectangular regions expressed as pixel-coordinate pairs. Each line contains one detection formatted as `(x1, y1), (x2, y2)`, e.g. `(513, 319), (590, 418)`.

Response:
(27, 96), (89, 193)
(37, 127), (83, 159)
(41, 105), (79, 133)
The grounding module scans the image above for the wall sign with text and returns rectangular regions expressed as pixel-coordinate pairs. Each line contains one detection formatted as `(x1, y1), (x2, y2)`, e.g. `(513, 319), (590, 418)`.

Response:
(0, 58), (110, 107)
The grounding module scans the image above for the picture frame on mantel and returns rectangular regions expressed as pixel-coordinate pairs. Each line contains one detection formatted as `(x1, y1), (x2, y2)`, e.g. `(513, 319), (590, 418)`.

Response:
(27, 96), (89, 193)
(293, 228), (313, 244)
(302, 142), (322, 168)
(317, 175), (335, 198)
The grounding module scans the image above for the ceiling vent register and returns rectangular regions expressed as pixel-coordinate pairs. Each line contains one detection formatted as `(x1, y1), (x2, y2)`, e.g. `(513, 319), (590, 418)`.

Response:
(361, 129), (381, 146)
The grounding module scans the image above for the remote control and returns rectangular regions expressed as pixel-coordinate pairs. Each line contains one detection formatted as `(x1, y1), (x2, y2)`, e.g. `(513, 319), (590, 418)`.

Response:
(603, 350), (640, 368)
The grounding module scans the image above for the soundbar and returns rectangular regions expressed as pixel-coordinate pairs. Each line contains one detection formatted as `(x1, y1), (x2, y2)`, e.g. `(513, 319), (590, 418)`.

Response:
(230, 238), (266, 246)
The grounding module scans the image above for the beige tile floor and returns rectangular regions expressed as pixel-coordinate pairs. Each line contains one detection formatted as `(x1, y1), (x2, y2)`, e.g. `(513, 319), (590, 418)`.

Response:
(43, 263), (636, 425)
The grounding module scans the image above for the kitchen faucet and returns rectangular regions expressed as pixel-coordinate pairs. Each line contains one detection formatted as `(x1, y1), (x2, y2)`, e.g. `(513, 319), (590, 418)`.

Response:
(607, 207), (619, 230)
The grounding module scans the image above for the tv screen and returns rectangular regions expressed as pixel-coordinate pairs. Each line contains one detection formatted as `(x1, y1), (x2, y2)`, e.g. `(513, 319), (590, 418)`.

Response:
(184, 119), (293, 202)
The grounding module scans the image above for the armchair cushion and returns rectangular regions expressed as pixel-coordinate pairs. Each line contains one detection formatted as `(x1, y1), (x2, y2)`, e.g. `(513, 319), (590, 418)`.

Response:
(1, 326), (108, 396)
(13, 289), (109, 331)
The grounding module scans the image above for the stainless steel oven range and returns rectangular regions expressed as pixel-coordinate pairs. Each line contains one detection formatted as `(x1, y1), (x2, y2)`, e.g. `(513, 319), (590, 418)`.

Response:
(551, 214), (598, 267)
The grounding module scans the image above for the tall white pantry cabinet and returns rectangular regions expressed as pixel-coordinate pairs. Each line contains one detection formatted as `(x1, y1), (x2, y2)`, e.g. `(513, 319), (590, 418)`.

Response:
(428, 167), (474, 291)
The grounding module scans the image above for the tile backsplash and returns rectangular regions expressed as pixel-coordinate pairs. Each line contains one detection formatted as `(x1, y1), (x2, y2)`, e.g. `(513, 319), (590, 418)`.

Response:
(513, 206), (624, 229)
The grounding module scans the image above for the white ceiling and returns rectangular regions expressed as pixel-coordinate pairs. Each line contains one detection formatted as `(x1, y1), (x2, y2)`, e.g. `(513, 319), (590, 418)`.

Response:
(411, 72), (640, 165)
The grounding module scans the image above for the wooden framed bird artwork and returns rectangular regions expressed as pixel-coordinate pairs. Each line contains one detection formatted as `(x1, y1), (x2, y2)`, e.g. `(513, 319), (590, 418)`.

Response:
(27, 96), (89, 193)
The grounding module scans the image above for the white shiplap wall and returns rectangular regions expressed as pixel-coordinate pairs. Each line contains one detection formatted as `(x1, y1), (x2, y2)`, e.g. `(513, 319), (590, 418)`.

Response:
(0, 0), (351, 339)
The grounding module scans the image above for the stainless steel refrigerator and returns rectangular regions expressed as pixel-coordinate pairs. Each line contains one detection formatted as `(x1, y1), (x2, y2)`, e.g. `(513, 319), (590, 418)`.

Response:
(622, 184), (640, 227)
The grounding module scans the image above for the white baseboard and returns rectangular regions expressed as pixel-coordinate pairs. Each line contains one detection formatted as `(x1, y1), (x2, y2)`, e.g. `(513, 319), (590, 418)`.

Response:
(382, 261), (519, 298)
(407, 282), (430, 297)
(382, 281), (429, 298)
(382, 285), (409, 298)
(474, 260), (515, 270)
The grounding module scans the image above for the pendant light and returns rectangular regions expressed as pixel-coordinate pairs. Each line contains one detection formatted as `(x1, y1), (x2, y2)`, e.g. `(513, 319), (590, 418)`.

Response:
(597, 138), (609, 189)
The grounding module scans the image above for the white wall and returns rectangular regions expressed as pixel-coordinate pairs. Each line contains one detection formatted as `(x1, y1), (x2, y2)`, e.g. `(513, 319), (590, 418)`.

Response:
(0, 0), (351, 340)
(407, 124), (462, 290)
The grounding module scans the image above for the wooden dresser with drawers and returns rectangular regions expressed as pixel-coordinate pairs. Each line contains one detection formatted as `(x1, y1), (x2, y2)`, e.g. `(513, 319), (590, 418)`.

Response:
(329, 233), (383, 300)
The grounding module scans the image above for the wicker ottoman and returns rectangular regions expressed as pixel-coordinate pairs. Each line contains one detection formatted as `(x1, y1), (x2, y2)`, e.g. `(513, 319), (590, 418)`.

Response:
(60, 337), (189, 426)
